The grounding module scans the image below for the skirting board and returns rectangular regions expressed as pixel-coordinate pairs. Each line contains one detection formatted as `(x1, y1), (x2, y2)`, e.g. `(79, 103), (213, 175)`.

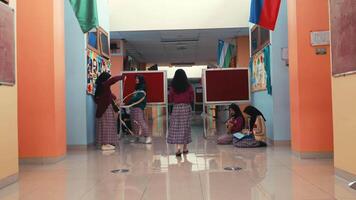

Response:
(293, 151), (333, 159)
(267, 138), (291, 146)
(335, 168), (356, 182)
(20, 155), (65, 165)
(0, 173), (18, 189)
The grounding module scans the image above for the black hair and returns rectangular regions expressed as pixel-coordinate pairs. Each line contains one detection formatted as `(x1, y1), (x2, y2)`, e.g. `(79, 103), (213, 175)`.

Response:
(171, 69), (190, 93)
(229, 103), (245, 125)
(135, 75), (146, 91)
(243, 106), (266, 131)
(95, 72), (111, 98)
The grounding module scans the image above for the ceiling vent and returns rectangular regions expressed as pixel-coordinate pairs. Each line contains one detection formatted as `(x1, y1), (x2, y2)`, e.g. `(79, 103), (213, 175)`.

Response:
(176, 45), (188, 50)
(160, 38), (199, 43)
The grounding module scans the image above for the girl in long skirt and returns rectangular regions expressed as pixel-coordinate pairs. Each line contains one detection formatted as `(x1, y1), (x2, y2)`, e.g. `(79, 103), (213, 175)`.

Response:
(167, 69), (194, 156)
(94, 72), (125, 151)
(127, 75), (152, 144)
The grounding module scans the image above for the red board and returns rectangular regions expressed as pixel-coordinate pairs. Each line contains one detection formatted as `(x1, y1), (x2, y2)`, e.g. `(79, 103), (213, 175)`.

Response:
(204, 69), (249, 103)
(122, 71), (166, 104)
(0, 3), (15, 85)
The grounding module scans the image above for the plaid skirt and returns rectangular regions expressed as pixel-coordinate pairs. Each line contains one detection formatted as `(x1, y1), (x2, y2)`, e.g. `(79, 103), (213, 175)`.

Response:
(130, 107), (150, 136)
(167, 104), (192, 144)
(96, 105), (118, 146)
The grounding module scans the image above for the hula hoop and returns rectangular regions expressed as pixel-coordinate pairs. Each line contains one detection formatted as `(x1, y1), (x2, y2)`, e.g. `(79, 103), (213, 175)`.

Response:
(120, 90), (147, 108)
(114, 90), (147, 136)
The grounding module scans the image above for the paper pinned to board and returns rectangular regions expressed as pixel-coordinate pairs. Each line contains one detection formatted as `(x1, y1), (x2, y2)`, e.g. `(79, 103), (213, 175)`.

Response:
(233, 132), (246, 139)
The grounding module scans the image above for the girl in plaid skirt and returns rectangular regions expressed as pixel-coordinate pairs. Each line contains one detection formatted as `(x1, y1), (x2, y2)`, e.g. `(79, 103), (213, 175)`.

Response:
(95, 72), (125, 151)
(127, 75), (152, 144)
(167, 69), (194, 156)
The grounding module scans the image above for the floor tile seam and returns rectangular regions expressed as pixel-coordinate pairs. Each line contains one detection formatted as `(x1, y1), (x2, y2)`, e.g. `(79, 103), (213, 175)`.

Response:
(77, 174), (117, 200)
(77, 179), (104, 200)
(198, 172), (206, 200)
(139, 173), (154, 200)
(289, 167), (338, 199)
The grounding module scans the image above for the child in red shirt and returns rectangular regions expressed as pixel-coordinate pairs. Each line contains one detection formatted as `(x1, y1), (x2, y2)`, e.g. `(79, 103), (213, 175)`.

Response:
(217, 103), (245, 145)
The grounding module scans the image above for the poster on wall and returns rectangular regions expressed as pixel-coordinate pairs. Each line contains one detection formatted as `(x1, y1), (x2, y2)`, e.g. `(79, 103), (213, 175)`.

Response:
(330, 0), (356, 76)
(87, 49), (111, 95)
(251, 51), (267, 92)
(0, 3), (15, 86)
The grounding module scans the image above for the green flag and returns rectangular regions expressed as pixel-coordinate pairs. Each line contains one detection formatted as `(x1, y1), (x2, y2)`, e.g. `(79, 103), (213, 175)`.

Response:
(223, 44), (233, 68)
(69, 0), (98, 33)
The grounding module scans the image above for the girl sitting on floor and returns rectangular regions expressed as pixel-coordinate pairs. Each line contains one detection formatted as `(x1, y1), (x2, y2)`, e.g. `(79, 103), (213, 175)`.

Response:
(217, 103), (245, 145)
(234, 105), (267, 148)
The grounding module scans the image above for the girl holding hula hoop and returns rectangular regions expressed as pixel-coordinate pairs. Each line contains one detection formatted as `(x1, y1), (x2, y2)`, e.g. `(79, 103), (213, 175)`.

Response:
(126, 75), (152, 144)
(94, 72), (125, 151)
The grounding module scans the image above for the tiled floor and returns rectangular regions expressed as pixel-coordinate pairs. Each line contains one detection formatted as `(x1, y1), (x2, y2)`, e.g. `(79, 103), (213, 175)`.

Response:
(1, 117), (356, 200)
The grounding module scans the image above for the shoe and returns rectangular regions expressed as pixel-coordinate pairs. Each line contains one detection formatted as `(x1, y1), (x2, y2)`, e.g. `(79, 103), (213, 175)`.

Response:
(102, 150), (115, 155)
(183, 150), (189, 154)
(175, 150), (182, 157)
(101, 144), (115, 151)
(139, 137), (152, 144)
(144, 137), (152, 144)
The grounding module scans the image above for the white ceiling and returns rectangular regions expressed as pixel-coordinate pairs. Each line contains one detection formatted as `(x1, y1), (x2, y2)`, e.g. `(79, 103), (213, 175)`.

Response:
(110, 28), (249, 65)
(108, 0), (250, 32)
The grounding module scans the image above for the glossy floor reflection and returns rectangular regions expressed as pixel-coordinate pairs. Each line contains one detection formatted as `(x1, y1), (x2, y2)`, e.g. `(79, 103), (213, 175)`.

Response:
(1, 121), (356, 200)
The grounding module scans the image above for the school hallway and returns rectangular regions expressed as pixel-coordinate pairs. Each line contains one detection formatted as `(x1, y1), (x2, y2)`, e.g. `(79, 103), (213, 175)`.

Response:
(1, 0), (356, 199)
(1, 116), (356, 200)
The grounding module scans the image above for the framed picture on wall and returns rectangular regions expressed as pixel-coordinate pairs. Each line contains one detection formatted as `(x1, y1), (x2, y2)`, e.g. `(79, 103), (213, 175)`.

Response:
(98, 27), (110, 59)
(251, 25), (271, 56)
(87, 29), (99, 53)
(0, 2), (15, 86)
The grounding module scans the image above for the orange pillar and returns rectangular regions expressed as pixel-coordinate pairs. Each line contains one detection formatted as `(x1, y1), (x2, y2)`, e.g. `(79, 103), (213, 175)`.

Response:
(288, 0), (333, 158)
(17, 0), (66, 162)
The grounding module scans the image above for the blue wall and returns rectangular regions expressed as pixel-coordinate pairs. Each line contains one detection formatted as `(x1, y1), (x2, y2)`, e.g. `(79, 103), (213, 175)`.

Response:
(65, 0), (88, 145)
(85, 0), (111, 145)
(250, 0), (290, 141)
(65, 0), (111, 145)
(270, 0), (290, 141)
(86, 96), (96, 144)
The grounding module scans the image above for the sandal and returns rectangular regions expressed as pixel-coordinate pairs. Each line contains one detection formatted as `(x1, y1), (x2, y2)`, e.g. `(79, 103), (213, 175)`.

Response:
(175, 150), (182, 157)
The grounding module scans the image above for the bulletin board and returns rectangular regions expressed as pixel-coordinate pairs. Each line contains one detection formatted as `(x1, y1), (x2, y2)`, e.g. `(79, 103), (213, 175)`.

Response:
(0, 3), (15, 85)
(330, 0), (356, 76)
(121, 71), (167, 105)
(202, 68), (250, 104)
(87, 49), (111, 94)
(251, 50), (267, 92)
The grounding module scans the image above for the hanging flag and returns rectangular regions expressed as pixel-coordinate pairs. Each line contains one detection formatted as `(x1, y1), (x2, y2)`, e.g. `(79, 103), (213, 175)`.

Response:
(249, 0), (281, 31)
(217, 40), (234, 68)
(263, 46), (272, 95)
(69, 0), (99, 33)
